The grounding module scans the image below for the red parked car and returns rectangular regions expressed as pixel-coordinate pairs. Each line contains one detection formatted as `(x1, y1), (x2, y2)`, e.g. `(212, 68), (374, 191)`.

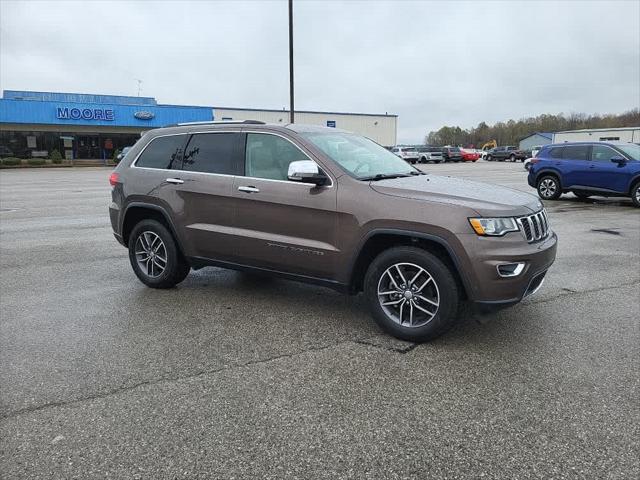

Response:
(460, 148), (480, 162)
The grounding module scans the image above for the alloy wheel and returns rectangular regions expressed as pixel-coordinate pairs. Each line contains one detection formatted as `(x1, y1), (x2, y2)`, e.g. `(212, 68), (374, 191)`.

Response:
(135, 231), (167, 278)
(377, 262), (440, 328)
(539, 178), (557, 198)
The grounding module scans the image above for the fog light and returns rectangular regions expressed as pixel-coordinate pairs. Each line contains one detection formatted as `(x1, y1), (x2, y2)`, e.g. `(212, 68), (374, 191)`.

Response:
(497, 262), (525, 277)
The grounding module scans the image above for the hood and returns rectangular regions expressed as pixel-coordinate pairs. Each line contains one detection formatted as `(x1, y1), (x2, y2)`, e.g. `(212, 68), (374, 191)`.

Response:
(370, 174), (542, 216)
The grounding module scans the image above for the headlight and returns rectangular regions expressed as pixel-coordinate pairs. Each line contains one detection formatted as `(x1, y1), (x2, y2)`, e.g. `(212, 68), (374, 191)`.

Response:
(469, 217), (519, 236)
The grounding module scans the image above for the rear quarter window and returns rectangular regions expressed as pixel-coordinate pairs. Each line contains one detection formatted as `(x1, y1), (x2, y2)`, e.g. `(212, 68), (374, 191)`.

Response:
(549, 147), (563, 159)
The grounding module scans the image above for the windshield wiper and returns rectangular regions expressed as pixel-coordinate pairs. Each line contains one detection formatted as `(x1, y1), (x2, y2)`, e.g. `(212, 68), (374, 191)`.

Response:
(360, 170), (427, 181)
(360, 173), (412, 181)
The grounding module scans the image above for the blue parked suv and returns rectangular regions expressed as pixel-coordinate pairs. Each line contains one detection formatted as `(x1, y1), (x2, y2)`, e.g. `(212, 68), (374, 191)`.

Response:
(527, 142), (640, 207)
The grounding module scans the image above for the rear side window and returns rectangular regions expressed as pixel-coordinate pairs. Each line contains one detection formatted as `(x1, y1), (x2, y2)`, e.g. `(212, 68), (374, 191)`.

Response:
(136, 135), (186, 169)
(562, 145), (589, 161)
(549, 147), (563, 159)
(182, 133), (240, 174)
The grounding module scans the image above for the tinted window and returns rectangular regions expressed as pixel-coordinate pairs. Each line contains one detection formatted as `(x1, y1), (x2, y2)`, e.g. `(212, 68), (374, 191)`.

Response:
(136, 135), (185, 169)
(591, 145), (619, 162)
(549, 147), (563, 159)
(182, 133), (239, 174)
(245, 133), (310, 181)
(562, 145), (589, 161)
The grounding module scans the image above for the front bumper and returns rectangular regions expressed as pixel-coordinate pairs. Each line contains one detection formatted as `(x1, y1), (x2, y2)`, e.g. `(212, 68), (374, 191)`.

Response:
(457, 230), (558, 306)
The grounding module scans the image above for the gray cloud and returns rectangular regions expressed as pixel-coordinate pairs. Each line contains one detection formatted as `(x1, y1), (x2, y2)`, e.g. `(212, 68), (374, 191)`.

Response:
(1, 0), (638, 143)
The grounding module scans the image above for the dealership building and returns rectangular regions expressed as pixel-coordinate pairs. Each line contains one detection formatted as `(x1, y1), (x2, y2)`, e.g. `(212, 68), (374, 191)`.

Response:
(0, 90), (398, 160)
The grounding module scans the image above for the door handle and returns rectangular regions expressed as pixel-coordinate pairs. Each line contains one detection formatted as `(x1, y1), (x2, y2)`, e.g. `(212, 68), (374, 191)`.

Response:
(166, 178), (184, 184)
(238, 186), (260, 193)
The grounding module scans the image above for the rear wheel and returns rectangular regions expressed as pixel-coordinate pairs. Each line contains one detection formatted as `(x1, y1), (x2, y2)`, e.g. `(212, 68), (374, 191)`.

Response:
(509, 154), (516, 162)
(364, 247), (460, 342)
(486, 155), (492, 161)
(128, 219), (190, 289)
(631, 181), (640, 208)
(537, 175), (561, 200)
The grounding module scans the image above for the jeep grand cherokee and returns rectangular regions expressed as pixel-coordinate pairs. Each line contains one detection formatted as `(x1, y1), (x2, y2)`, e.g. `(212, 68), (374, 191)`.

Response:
(109, 121), (557, 342)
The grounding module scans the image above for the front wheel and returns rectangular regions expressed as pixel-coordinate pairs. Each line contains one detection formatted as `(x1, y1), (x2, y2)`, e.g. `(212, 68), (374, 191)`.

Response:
(128, 219), (191, 289)
(537, 175), (561, 200)
(364, 247), (460, 342)
(486, 155), (492, 161)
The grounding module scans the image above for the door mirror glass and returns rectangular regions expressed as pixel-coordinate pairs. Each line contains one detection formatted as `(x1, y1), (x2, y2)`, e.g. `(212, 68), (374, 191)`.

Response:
(287, 160), (329, 186)
(610, 155), (627, 165)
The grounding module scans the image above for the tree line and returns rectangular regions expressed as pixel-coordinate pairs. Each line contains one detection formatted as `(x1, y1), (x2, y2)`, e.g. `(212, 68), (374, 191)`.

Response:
(424, 109), (640, 148)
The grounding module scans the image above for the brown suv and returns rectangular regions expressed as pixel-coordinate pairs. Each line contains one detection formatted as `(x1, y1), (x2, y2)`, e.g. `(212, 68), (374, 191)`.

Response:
(109, 121), (557, 342)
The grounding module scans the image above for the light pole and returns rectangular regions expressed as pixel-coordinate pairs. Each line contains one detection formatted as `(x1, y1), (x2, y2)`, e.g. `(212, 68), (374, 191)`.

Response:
(288, 0), (294, 123)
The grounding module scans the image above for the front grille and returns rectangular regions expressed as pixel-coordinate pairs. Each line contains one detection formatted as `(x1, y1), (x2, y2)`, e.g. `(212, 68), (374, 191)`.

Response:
(517, 210), (549, 243)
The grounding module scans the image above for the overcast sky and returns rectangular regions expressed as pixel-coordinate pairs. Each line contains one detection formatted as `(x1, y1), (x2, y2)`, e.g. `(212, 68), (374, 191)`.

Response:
(1, 0), (639, 143)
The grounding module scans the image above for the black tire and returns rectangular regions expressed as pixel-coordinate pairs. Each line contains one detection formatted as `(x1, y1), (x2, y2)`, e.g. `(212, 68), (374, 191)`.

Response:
(631, 181), (640, 208)
(572, 190), (591, 200)
(537, 174), (562, 200)
(364, 246), (460, 342)
(128, 219), (190, 289)
(509, 154), (516, 162)
(486, 155), (492, 161)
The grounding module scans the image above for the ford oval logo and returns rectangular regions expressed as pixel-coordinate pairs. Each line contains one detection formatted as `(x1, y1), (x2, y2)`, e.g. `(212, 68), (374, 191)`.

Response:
(134, 111), (155, 120)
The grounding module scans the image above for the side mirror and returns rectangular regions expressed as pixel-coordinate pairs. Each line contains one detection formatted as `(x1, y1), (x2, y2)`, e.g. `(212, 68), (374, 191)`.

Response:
(116, 153), (123, 160)
(610, 156), (627, 166)
(288, 160), (329, 186)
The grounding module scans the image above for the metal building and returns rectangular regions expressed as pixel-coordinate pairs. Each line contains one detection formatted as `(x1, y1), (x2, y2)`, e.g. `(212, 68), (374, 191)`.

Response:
(518, 132), (553, 151)
(553, 127), (640, 143)
(213, 107), (398, 147)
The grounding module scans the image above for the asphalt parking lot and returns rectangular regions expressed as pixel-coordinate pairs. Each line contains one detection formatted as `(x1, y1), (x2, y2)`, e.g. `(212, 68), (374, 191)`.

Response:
(1, 161), (639, 479)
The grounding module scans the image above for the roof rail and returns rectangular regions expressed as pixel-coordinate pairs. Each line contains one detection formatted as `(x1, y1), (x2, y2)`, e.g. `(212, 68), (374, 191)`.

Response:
(175, 120), (266, 126)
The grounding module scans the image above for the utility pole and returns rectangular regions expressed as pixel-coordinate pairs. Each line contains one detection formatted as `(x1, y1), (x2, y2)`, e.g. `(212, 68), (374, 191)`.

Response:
(288, 0), (294, 123)
(136, 79), (143, 97)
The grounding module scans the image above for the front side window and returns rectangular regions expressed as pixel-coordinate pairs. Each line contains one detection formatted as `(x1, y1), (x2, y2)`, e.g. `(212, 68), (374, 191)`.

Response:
(182, 133), (239, 174)
(591, 145), (619, 162)
(245, 133), (310, 181)
(136, 135), (186, 169)
(616, 143), (639, 160)
(302, 132), (416, 179)
(562, 145), (589, 161)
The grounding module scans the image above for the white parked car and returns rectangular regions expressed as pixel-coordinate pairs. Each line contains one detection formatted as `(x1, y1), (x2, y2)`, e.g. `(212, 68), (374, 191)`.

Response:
(391, 146), (420, 164)
(531, 145), (544, 158)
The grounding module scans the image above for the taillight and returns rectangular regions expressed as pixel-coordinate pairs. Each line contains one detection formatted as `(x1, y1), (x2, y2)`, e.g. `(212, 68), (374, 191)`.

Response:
(530, 159), (540, 164)
(109, 172), (119, 186)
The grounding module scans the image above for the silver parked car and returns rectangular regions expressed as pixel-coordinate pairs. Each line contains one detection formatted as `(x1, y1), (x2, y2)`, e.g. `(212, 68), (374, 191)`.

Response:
(417, 146), (444, 163)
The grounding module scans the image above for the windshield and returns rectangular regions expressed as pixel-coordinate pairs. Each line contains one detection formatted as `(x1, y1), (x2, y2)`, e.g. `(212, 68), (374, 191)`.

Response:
(617, 143), (639, 160)
(302, 132), (417, 179)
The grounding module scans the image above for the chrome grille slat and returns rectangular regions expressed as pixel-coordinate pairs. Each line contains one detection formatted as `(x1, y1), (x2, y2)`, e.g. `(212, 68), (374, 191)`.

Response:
(531, 215), (540, 239)
(518, 209), (549, 243)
